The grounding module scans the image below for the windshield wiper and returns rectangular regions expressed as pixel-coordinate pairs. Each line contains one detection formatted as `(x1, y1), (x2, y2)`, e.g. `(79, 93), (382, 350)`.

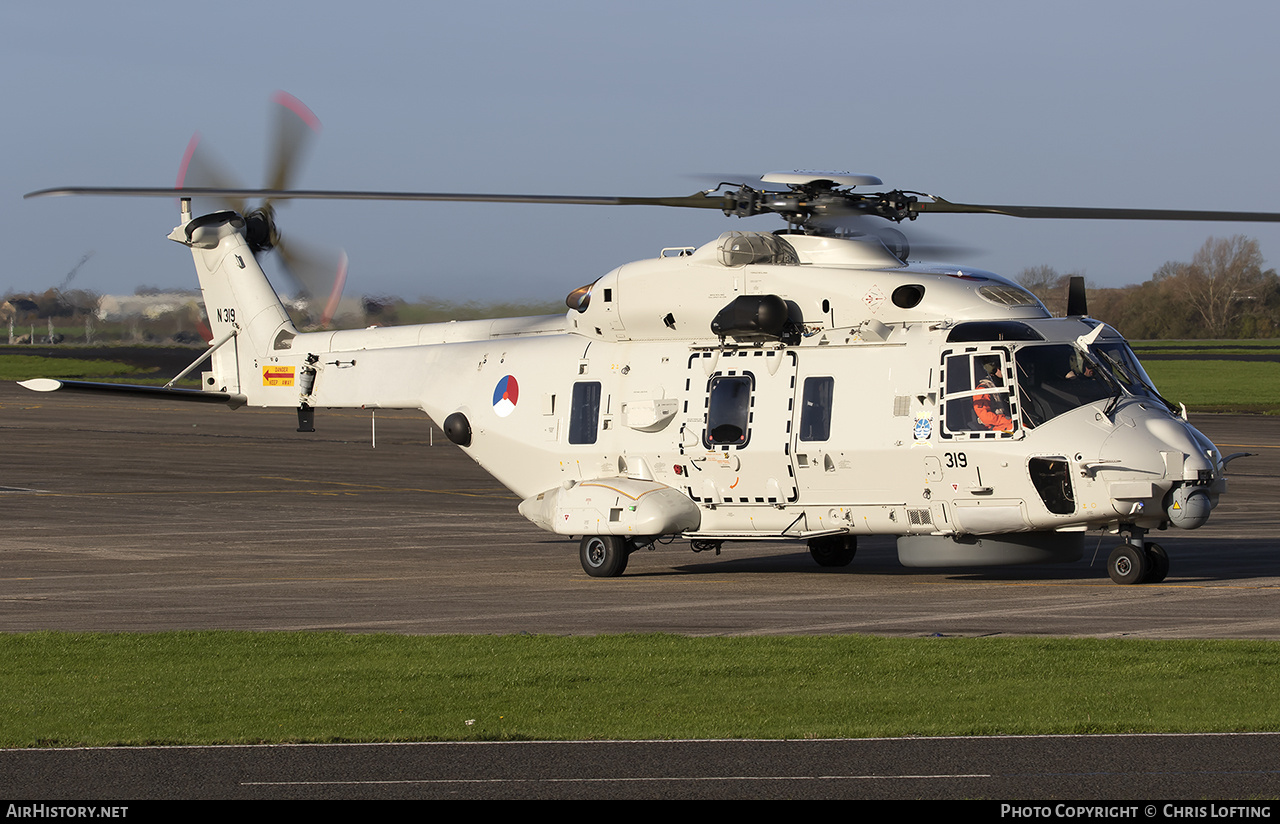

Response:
(1091, 349), (1127, 417)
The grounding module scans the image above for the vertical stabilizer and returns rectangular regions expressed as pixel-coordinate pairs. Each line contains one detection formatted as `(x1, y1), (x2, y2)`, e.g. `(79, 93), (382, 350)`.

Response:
(169, 209), (297, 399)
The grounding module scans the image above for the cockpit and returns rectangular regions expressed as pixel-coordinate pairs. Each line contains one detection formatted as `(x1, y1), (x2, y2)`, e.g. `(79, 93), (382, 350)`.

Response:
(941, 326), (1171, 437)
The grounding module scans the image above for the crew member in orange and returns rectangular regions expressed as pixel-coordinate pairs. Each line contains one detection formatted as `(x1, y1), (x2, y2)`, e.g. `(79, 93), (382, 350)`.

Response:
(973, 360), (1013, 431)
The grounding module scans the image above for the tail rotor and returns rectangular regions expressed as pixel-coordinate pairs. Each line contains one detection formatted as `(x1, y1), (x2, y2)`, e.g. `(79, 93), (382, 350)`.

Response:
(176, 92), (346, 326)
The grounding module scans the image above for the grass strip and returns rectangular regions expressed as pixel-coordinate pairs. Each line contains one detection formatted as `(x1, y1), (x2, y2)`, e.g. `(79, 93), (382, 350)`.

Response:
(2, 632), (1278, 747)
(1131, 340), (1280, 352)
(1141, 360), (1280, 414)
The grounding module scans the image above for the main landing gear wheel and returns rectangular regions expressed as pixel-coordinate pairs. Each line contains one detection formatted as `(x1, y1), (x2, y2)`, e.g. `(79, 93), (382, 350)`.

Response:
(808, 534), (857, 568)
(580, 535), (629, 577)
(1107, 544), (1148, 585)
(1143, 542), (1169, 584)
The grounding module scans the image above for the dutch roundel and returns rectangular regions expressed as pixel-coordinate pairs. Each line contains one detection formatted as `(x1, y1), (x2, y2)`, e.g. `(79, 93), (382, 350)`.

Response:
(492, 375), (519, 417)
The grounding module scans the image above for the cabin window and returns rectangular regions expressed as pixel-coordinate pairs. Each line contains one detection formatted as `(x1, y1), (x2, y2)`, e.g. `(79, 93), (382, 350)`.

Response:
(569, 381), (601, 444)
(704, 374), (753, 447)
(798, 376), (834, 442)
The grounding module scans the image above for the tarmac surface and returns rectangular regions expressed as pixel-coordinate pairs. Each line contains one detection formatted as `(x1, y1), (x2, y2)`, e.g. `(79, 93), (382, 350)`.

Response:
(5, 734), (1280, 800)
(3, 381), (1280, 801)
(1, 382), (1278, 638)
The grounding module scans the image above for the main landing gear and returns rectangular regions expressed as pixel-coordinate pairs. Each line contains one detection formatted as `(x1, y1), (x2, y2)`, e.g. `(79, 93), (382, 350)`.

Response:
(580, 535), (630, 577)
(1107, 526), (1169, 585)
(581, 533), (861, 576)
(807, 534), (857, 568)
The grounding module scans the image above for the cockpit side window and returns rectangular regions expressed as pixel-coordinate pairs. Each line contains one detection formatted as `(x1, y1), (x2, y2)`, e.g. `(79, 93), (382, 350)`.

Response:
(940, 349), (1017, 438)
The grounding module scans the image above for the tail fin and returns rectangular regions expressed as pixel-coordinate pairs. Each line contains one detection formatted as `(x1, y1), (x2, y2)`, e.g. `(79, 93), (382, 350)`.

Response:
(168, 207), (297, 399)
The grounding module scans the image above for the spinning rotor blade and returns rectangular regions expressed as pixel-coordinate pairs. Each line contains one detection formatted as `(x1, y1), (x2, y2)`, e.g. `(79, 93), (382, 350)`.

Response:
(176, 133), (247, 216)
(276, 241), (348, 328)
(171, 92), (322, 221)
(166, 93), (345, 325)
(265, 91), (321, 198)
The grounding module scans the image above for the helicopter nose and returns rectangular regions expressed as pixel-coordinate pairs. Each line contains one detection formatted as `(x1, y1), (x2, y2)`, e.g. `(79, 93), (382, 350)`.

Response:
(1099, 410), (1221, 528)
(1143, 416), (1218, 529)
(1144, 416), (1216, 481)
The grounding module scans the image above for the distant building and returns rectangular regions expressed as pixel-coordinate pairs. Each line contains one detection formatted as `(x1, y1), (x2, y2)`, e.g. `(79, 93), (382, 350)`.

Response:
(96, 292), (203, 321)
(93, 292), (365, 328)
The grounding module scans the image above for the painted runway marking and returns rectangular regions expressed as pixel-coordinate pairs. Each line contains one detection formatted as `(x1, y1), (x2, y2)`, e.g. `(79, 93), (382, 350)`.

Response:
(244, 773), (993, 786)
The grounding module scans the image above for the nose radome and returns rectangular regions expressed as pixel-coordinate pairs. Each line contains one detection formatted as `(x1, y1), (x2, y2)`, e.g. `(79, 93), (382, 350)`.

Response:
(1145, 416), (1215, 479)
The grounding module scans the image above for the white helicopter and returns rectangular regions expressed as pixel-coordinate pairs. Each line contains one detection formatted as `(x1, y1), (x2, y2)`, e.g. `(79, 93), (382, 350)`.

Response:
(23, 98), (1280, 585)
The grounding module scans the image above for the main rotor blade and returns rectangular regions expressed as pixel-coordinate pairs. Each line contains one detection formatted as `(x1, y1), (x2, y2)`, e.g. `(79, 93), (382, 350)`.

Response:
(28, 185), (1280, 224)
(24, 187), (729, 209)
(914, 197), (1280, 223)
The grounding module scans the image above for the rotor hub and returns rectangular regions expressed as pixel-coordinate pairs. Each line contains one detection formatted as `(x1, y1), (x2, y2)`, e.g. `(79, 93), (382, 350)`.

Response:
(243, 206), (279, 253)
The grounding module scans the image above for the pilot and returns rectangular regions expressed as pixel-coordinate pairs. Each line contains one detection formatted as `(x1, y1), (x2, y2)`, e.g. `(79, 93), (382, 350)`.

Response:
(1066, 352), (1095, 380)
(973, 360), (1013, 431)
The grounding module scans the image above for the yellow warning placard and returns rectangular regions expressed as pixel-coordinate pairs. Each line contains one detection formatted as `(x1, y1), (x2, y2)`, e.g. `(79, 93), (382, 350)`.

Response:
(262, 366), (296, 387)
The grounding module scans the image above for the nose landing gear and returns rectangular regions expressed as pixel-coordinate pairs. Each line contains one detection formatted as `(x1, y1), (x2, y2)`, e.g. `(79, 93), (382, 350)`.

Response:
(1107, 526), (1169, 585)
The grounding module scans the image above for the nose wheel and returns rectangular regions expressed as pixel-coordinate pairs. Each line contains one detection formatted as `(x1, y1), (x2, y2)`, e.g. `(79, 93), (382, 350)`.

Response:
(1143, 542), (1169, 584)
(1107, 541), (1169, 585)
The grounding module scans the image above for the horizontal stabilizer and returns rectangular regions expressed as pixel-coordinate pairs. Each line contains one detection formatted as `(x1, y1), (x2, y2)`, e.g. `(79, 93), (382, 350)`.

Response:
(18, 379), (247, 408)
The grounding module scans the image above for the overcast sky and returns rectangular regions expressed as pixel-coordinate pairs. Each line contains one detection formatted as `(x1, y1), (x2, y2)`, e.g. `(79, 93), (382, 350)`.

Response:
(5, 0), (1280, 305)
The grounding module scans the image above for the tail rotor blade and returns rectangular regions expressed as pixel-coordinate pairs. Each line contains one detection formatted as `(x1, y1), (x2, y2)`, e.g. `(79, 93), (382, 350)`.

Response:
(176, 133), (247, 216)
(266, 91), (322, 197)
(276, 237), (348, 328)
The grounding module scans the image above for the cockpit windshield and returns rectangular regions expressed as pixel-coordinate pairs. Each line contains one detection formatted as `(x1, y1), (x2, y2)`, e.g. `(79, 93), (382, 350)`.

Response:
(1014, 345), (1113, 427)
(1089, 340), (1165, 404)
(1013, 341), (1168, 427)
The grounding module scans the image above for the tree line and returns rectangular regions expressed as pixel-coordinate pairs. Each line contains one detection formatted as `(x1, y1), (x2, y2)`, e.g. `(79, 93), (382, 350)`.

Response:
(1018, 235), (1280, 339)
